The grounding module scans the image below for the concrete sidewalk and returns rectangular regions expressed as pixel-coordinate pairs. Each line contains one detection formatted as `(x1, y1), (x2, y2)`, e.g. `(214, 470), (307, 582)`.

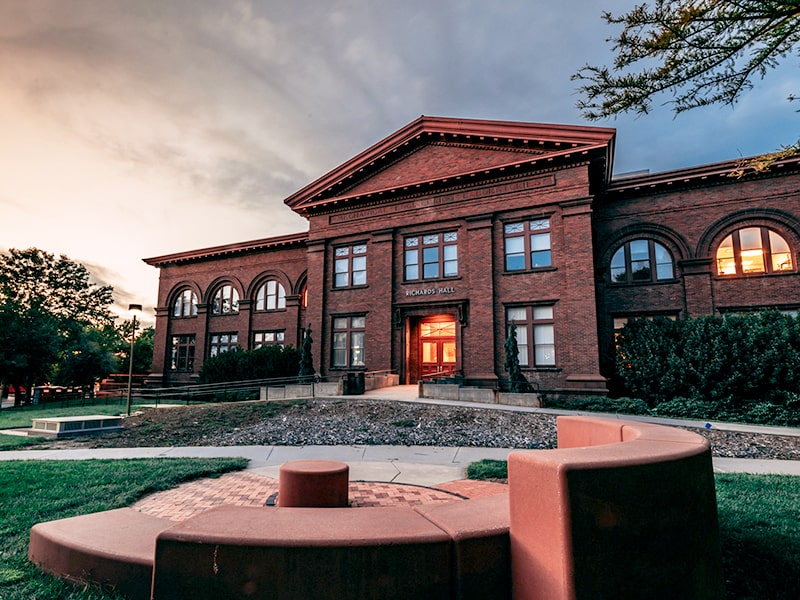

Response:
(2, 384), (800, 483)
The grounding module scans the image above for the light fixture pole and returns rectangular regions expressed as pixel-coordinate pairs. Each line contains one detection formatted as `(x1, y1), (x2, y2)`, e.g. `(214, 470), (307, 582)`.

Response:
(126, 304), (143, 416)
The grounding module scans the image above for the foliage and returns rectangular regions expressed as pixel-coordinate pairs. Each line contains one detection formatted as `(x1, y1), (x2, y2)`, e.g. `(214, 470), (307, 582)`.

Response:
(466, 459), (508, 480)
(0, 248), (115, 402)
(573, 1), (800, 119)
(0, 458), (246, 599)
(504, 324), (532, 392)
(542, 395), (652, 415)
(198, 344), (301, 384)
(615, 311), (800, 412)
(298, 323), (315, 380)
(53, 326), (118, 392)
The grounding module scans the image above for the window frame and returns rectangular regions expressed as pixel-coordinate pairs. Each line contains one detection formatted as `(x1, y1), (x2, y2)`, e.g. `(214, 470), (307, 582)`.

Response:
(172, 289), (198, 318)
(610, 239), (675, 284)
(211, 284), (240, 315)
(503, 218), (552, 272)
(506, 305), (556, 368)
(253, 330), (285, 349)
(331, 315), (366, 368)
(404, 231), (459, 281)
(208, 332), (239, 357)
(255, 279), (286, 311)
(169, 334), (196, 371)
(715, 226), (794, 276)
(333, 244), (367, 288)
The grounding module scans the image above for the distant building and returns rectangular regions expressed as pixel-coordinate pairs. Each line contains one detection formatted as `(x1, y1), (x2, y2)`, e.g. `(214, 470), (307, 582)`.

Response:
(144, 116), (800, 396)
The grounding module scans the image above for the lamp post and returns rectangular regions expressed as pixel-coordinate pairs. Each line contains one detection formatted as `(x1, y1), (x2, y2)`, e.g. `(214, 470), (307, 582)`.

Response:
(126, 304), (142, 417)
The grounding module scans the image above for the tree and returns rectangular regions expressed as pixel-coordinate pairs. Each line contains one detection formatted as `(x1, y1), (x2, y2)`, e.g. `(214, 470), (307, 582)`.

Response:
(504, 324), (531, 393)
(298, 324), (315, 381)
(53, 326), (118, 396)
(0, 248), (114, 403)
(573, 1), (800, 119)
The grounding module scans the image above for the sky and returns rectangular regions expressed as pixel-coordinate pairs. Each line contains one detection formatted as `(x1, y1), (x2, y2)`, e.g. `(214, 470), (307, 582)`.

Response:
(1, 0), (796, 326)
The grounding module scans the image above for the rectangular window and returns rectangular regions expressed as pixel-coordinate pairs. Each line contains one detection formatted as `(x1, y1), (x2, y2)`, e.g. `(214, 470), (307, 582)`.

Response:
(253, 330), (285, 349)
(504, 219), (551, 271)
(334, 244), (367, 288)
(208, 333), (238, 357)
(169, 334), (196, 371)
(507, 306), (555, 367)
(404, 231), (458, 281)
(332, 316), (366, 367)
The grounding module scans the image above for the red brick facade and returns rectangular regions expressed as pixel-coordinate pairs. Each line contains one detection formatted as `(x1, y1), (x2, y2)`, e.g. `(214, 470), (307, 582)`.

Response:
(144, 116), (800, 395)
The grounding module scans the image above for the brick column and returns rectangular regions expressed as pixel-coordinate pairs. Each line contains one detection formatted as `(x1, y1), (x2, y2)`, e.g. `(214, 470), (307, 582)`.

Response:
(463, 216), (497, 384)
(305, 239), (327, 377)
(680, 258), (714, 317)
(560, 198), (606, 393)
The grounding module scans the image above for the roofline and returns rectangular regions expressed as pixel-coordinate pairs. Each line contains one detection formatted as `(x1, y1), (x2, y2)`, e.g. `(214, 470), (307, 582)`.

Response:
(143, 231), (308, 267)
(285, 116), (616, 211)
(298, 142), (611, 214)
(607, 153), (800, 195)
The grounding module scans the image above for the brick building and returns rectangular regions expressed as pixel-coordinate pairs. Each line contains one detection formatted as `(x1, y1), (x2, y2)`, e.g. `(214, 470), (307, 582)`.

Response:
(144, 116), (800, 396)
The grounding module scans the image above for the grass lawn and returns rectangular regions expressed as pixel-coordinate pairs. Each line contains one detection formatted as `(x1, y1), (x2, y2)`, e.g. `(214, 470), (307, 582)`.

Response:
(0, 457), (246, 600)
(0, 433), (47, 450)
(0, 404), (142, 431)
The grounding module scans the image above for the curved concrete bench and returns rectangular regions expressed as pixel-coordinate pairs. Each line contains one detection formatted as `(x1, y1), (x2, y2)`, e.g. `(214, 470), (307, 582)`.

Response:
(509, 416), (724, 600)
(153, 495), (511, 600)
(28, 417), (723, 599)
(29, 508), (173, 600)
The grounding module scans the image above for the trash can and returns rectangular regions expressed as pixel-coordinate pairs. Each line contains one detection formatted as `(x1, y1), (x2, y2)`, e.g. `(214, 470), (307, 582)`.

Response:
(344, 372), (365, 395)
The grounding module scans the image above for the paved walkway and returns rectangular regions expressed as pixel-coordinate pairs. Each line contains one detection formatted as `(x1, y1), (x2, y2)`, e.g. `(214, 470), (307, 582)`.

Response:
(3, 385), (800, 516)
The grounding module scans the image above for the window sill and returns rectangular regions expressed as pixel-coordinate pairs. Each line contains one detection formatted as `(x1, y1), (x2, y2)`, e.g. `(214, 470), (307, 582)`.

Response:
(715, 271), (797, 280)
(608, 278), (679, 287)
(503, 267), (557, 275)
(332, 284), (370, 291)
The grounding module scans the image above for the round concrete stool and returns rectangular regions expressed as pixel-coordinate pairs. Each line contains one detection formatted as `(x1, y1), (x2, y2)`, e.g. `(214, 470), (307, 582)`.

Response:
(278, 460), (350, 507)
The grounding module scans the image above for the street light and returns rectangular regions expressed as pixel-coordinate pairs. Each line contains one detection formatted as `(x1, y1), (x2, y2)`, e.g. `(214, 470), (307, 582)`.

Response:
(126, 304), (143, 416)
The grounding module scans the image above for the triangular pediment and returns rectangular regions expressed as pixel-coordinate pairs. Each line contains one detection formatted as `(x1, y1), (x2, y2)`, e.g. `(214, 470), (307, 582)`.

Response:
(285, 116), (615, 215)
(342, 141), (548, 197)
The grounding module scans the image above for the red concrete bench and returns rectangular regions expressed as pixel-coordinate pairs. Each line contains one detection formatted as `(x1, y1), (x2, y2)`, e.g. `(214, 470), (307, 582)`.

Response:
(508, 416), (724, 600)
(28, 508), (173, 600)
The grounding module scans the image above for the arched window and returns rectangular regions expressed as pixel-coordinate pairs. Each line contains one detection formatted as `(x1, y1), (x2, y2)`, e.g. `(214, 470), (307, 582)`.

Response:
(610, 240), (674, 283)
(255, 280), (286, 311)
(211, 284), (239, 315)
(172, 289), (197, 317)
(716, 227), (794, 276)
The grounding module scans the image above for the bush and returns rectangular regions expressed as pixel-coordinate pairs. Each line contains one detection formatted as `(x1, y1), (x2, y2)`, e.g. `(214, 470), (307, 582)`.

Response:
(199, 345), (301, 384)
(467, 459), (508, 480)
(616, 311), (800, 412)
(542, 395), (651, 415)
(653, 398), (716, 420)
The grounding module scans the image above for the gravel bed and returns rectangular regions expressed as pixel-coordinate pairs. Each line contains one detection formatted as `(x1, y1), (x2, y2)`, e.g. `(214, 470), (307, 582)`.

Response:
(209, 399), (800, 461)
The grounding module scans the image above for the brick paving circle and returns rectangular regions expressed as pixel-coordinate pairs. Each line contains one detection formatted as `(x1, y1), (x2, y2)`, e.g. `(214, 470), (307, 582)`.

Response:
(131, 471), (507, 522)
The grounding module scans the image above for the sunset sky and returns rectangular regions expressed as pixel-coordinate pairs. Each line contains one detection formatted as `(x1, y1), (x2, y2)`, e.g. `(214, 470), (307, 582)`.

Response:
(1, 0), (796, 325)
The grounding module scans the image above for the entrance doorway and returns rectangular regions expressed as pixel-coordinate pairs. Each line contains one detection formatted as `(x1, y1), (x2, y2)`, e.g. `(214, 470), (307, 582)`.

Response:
(418, 315), (456, 378)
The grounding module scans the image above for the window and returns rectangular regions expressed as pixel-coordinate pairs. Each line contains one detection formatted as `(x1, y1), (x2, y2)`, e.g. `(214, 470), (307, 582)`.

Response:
(169, 334), (196, 371)
(211, 284), (239, 314)
(208, 333), (238, 357)
(172, 289), (197, 317)
(255, 280), (286, 311)
(716, 227), (793, 276)
(332, 316), (365, 368)
(507, 306), (556, 367)
(610, 240), (674, 283)
(253, 331), (285, 349)
(405, 232), (458, 280)
(504, 219), (551, 271)
(334, 244), (367, 287)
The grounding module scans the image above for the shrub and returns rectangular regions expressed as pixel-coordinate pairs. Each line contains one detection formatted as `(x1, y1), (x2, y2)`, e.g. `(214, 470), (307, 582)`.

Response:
(543, 395), (651, 415)
(467, 459), (508, 480)
(653, 398), (716, 420)
(199, 345), (301, 384)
